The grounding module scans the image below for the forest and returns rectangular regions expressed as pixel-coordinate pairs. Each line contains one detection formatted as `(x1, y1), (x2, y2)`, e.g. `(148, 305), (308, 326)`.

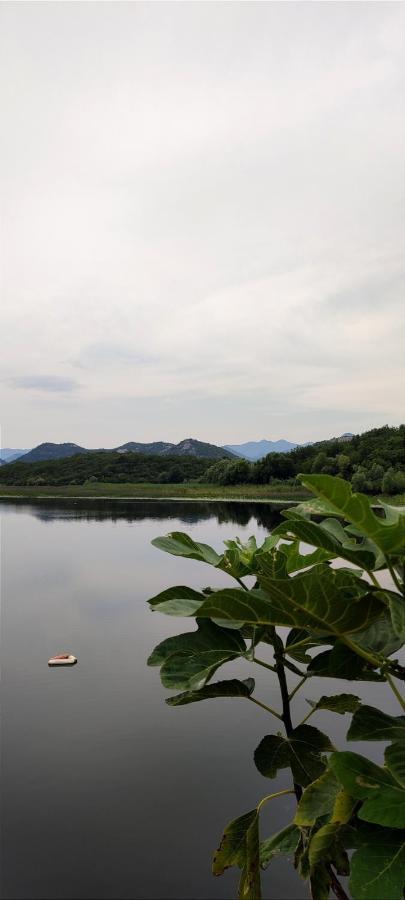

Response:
(0, 425), (403, 493)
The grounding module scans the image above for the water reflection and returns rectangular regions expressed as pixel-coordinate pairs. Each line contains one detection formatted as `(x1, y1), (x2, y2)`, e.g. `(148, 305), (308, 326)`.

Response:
(1, 499), (400, 900)
(0, 497), (285, 530)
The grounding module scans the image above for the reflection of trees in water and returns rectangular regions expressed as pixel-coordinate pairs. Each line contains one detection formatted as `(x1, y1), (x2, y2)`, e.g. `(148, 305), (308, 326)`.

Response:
(3, 498), (284, 530)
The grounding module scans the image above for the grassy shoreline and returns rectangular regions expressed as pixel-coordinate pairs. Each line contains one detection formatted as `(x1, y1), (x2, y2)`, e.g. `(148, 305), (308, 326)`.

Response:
(0, 482), (404, 505)
(0, 482), (309, 502)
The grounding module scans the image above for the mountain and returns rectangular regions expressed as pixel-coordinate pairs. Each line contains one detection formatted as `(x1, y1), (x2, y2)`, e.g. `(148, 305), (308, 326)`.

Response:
(20, 442), (89, 463)
(223, 439), (300, 460)
(12, 438), (235, 465)
(162, 439), (235, 459)
(0, 448), (31, 463)
(116, 441), (174, 455)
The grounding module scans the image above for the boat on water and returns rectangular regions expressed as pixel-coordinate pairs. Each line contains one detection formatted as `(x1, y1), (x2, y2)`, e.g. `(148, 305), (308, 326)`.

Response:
(48, 653), (77, 666)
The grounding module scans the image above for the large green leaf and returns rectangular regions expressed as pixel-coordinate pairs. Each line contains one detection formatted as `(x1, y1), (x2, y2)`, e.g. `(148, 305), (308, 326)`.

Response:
(275, 513), (377, 570)
(308, 643), (384, 681)
(148, 619), (246, 691)
(385, 739), (405, 788)
(149, 585), (205, 616)
(152, 532), (222, 566)
(388, 592), (405, 641)
(295, 768), (340, 826)
(213, 809), (261, 900)
(308, 822), (350, 873)
(277, 539), (333, 574)
(349, 831), (405, 900)
(346, 705), (405, 742)
(353, 611), (403, 658)
(195, 567), (383, 637)
(254, 725), (334, 787)
(166, 677), (255, 706)
(306, 694), (361, 716)
(298, 475), (405, 553)
(330, 751), (405, 828)
(260, 824), (300, 869)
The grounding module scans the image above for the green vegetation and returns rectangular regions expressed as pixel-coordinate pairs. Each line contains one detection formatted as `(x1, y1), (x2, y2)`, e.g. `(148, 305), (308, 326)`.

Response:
(0, 427), (403, 499)
(148, 474), (405, 900)
(0, 450), (210, 487)
(0, 481), (310, 501)
(205, 425), (405, 494)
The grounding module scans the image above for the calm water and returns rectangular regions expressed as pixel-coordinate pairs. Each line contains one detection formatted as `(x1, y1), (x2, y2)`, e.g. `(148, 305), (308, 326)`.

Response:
(1, 500), (399, 900)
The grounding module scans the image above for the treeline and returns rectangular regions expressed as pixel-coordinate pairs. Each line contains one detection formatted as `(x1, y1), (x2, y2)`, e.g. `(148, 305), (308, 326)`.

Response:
(0, 425), (403, 494)
(0, 451), (210, 487)
(203, 425), (405, 494)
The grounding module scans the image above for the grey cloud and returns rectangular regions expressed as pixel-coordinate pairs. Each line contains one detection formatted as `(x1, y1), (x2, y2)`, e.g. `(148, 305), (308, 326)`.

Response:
(73, 342), (155, 369)
(7, 375), (80, 392)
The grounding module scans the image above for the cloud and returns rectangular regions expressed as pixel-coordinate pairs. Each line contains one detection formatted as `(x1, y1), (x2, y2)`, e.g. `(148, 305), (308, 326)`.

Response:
(7, 375), (80, 393)
(0, 2), (404, 444)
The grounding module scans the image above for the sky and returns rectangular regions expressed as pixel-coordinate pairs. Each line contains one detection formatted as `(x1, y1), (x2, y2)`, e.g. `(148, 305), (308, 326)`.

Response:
(1, 1), (404, 449)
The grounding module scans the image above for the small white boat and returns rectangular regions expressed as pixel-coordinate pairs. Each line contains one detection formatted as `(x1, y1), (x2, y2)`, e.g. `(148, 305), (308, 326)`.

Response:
(48, 653), (77, 667)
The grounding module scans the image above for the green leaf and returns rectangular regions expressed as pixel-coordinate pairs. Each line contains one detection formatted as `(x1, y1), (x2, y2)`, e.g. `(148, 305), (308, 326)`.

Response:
(278, 539), (333, 573)
(254, 725), (335, 787)
(298, 474), (405, 553)
(353, 612), (403, 658)
(295, 768), (340, 826)
(306, 693), (361, 715)
(260, 824), (300, 869)
(152, 532), (222, 566)
(285, 628), (326, 664)
(166, 677), (255, 706)
(385, 740), (405, 788)
(149, 585), (205, 616)
(330, 751), (405, 828)
(275, 512), (377, 569)
(213, 809), (261, 900)
(347, 705), (405, 742)
(308, 643), (384, 681)
(196, 567), (383, 637)
(349, 831), (405, 900)
(388, 592), (405, 641)
(309, 822), (350, 874)
(148, 619), (246, 691)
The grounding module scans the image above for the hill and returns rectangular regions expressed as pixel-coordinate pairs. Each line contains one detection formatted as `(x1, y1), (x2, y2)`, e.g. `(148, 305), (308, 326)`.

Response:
(0, 450), (213, 487)
(0, 448), (31, 463)
(203, 425), (405, 495)
(13, 438), (234, 465)
(224, 439), (299, 460)
(20, 442), (89, 463)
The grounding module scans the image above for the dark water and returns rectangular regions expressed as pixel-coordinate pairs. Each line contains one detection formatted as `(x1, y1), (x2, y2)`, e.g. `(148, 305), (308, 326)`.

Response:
(0, 500), (399, 900)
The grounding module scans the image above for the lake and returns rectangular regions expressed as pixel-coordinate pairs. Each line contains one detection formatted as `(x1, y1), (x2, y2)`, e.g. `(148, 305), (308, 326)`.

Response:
(1, 499), (398, 900)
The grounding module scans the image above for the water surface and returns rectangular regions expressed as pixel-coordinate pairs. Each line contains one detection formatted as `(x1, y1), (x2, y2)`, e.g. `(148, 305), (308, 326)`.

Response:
(1, 500), (398, 899)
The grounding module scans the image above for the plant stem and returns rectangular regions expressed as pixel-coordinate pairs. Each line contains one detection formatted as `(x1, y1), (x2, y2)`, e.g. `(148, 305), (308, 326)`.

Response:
(271, 629), (302, 801)
(248, 696), (283, 720)
(288, 675), (308, 702)
(299, 707), (315, 726)
(369, 571), (382, 589)
(386, 672), (405, 713)
(235, 576), (249, 590)
(283, 658), (307, 677)
(328, 867), (350, 900)
(253, 655), (276, 673)
(256, 788), (295, 813)
(387, 563), (402, 594)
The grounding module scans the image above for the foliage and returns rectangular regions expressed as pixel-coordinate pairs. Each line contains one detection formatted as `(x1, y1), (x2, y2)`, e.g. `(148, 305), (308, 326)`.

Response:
(148, 474), (405, 900)
(0, 450), (211, 486)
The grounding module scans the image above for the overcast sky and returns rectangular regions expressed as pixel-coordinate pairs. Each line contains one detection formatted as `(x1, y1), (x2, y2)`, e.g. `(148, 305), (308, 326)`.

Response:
(1, 2), (404, 448)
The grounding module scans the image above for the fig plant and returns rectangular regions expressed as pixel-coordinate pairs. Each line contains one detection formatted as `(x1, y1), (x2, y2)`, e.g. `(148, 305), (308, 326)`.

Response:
(148, 475), (405, 900)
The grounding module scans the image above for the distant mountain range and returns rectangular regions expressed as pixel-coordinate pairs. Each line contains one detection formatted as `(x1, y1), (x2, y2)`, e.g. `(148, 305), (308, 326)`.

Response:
(224, 439), (300, 460)
(0, 434), (355, 465)
(0, 448), (30, 464)
(3, 439), (236, 465)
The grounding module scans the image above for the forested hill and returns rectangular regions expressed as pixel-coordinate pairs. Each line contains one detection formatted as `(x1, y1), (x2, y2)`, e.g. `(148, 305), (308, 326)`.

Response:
(17, 438), (235, 464)
(0, 451), (212, 486)
(204, 425), (405, 494)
